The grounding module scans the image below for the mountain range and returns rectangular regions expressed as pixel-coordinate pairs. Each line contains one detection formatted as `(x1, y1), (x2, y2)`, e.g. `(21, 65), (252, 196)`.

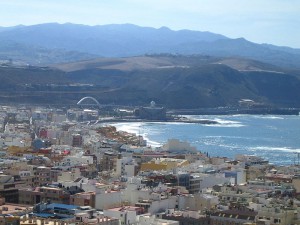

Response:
(0, 23), (300, 69)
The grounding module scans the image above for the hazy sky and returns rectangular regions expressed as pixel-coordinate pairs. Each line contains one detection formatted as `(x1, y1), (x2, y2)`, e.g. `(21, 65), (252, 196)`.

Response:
(0, 0), (299, 48)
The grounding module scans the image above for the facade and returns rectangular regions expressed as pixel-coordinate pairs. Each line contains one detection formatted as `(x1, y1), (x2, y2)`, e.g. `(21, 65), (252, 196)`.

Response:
(32, 166), (51, 186)
(116, 156), (137, 177)
(178, 194), (219, 211)
(70, 191), (95, 207)
(72, 134), (83, 147)
(19, 186), (70, 205)
(210, 208), (257, 225)
(0, 174), (26, 203)
(95, 188), (121, 210)
(161, 209), (209, 225)
(104, 206), (144, 225)
(224, 170), (246, 185)
(257, 205), (299, 225)
(140, 214), (179, 225)
(100, 151), (118, 172)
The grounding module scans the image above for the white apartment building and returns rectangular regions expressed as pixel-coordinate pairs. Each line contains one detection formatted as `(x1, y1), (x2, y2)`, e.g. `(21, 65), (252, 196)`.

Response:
(95, 185), (122, 210)
(116, 156), (137, 177)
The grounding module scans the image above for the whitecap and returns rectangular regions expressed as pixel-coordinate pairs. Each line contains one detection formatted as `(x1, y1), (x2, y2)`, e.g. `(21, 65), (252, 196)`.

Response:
(251, 146), (300, 153)
(203, 123), (245, 128)
(251, 115), (284, 120)
(114, 122), (144, 134)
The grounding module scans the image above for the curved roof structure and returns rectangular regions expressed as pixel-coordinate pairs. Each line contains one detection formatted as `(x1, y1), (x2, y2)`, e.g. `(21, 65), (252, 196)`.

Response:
(77, 96), (100, 106)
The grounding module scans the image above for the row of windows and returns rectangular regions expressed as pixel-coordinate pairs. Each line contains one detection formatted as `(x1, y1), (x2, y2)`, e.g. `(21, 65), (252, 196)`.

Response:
(34, 173), (50, 176)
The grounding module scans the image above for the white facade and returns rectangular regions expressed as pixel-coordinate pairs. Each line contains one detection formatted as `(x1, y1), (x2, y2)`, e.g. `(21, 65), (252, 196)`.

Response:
(200, 173), (230, 191)
(103, 207), (138, 225)
(116, 157), (136, 177)
(138, 214), (179, 225)
(147, 196), (177, 214)
(3, 135), (32, 147)
(178, 193), (219, 211)
(95, 188), (122, 210)
(121, 181), (150, 205)
(60, 154), (94, 167)
(57, 168), (81, 182)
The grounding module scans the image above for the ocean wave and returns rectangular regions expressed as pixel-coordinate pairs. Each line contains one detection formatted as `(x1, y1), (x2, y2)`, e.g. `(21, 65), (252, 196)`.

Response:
(204, 118), (246, 127)
(203, 123), (245, 128)
(203, 135), (253, 140)
(114, 122), (164, 137)
(251, 115), (284, 120)
(205, 144), (240, 150)
(213, 118), (242, 124)
(114, 123), (142, 133)
(251, 146), (300, 153)
(206, 118), (245, 127)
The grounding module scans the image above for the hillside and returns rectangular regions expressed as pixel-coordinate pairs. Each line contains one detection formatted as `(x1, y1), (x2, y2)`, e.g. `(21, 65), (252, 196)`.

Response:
(0, 40), (97, 65)
(0, 55), (300, 108)
(0, 23), (300, 68)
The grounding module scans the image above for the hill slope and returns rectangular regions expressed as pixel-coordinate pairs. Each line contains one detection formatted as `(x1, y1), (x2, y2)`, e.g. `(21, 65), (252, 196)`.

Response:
(0, 55), (299, 108)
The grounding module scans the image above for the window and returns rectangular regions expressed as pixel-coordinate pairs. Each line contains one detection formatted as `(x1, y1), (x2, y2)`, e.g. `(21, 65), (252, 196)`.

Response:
(274, 219), (281, 223)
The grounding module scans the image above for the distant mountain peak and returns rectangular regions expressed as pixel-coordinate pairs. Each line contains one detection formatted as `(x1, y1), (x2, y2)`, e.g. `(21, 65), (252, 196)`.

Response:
(159, 26), (171, 31)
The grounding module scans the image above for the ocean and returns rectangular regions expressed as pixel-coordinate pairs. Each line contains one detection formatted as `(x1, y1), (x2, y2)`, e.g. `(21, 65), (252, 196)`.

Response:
(113, 115), (300, 165)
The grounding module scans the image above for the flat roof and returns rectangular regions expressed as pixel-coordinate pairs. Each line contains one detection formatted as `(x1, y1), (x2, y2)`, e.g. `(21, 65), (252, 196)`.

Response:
(0, 204), (32, 215)
(47, 203), (78, 210)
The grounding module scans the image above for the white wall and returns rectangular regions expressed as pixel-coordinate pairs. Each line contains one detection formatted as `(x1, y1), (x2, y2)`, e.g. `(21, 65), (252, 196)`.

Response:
(96, 191), (121, 210)
(103, 209), (137, 225)
(148, 197), (177, 214)
(200, 174), (230, 190)
(121, 183), (150, 205)
(138, 215), (179, 225)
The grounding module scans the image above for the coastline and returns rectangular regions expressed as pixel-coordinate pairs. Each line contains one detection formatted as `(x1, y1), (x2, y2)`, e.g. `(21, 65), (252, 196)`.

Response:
(168, 107), (300, 116)
(97, 117), (219, 125)
(112, 115), (300, 165)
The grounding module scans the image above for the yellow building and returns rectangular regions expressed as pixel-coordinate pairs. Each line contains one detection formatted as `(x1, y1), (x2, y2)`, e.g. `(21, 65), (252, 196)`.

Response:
(140, 158), (189, 171)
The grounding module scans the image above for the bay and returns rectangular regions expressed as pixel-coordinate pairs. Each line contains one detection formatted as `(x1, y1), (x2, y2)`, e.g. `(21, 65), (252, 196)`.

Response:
(113, 115), (300, 165)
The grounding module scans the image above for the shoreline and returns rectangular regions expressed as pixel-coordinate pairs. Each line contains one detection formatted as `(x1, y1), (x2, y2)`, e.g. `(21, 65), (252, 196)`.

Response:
(168, 107), (300, 116)
(97, 118), (219, 125)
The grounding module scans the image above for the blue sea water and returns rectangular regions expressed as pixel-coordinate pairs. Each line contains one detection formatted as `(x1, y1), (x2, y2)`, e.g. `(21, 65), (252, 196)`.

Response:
(113, 115), (300, 165)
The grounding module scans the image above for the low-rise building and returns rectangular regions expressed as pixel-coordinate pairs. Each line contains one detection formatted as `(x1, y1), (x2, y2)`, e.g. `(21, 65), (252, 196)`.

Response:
(140, 214), (179, 225)
(210, 208), (257, 225)
(104, 206), (144, 225)
(70, 191), (95, 208)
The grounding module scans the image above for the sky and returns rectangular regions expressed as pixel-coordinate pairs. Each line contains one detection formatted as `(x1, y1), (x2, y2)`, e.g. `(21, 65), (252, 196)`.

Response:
(0, 0), (299, 48)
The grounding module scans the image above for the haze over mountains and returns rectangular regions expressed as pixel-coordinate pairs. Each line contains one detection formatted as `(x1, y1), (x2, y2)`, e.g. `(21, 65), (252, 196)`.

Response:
(0, 23), (300, 109)
(0, 23), (300, 68)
